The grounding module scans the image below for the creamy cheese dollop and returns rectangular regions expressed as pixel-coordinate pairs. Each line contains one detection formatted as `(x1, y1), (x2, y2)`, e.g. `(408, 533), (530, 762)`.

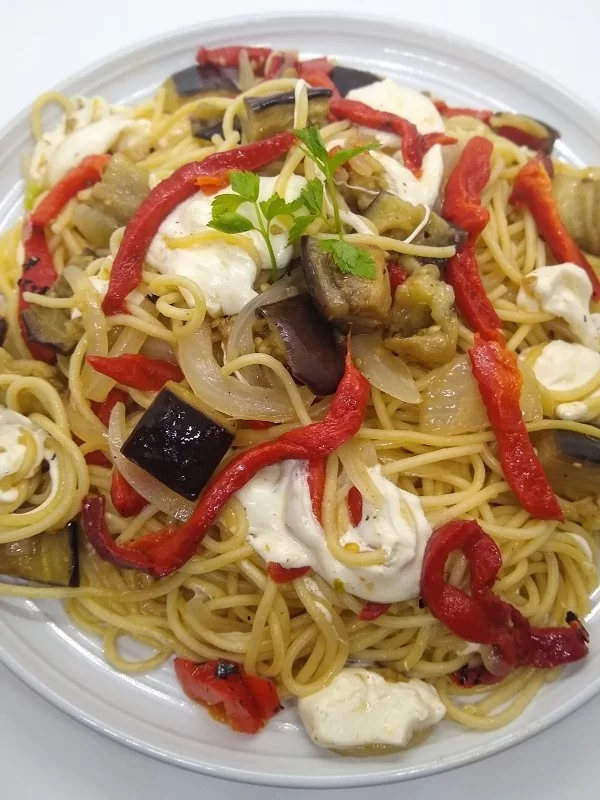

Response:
(345, 79), (445, 208)
(0, 407), (50, 502)
(30, 96), (151, 186)
(297, 669), (445, 750)
(236, 460), (432, 603)
(146, 175), (306, 317)
(530, 340), (600, 422)
(517, 263), (600, 351)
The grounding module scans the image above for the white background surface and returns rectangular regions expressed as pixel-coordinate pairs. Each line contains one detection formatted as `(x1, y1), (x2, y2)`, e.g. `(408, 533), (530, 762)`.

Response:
(0, 2), (598, 798)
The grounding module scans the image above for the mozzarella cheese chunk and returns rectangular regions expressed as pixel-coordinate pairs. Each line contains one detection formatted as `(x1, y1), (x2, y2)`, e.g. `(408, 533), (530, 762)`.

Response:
(0, 407), (50, 502)
(517, 263), (600, 351)
(346, 79), (445, 207)
(297, 669), (445, 750)
(146, 175), (306, 316)
(30, 96), (151, 186)
(236, 460), (432, 603)
(531, 340), (600, 421)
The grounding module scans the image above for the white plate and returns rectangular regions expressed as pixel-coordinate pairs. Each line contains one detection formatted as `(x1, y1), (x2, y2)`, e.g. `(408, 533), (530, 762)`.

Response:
(0, 11), (599, 789)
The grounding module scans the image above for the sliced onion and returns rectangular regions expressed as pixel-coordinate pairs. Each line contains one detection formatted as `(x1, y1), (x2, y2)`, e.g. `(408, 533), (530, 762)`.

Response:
(481, 645), (512, 678)
(338, 439), (384, 506)
(353, 333), (421, 404)
(419, 354), (542, 435)
(179, 322), (304, 422)
(108, 402), (195, 521)
(225, 274), (299, 385)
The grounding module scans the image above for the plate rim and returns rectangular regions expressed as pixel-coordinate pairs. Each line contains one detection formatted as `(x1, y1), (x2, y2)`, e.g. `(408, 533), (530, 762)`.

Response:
(0, 11), (599, 788)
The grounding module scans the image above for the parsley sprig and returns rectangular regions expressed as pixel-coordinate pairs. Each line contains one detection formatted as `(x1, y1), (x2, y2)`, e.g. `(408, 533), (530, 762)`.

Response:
(207, 127), (381, 280)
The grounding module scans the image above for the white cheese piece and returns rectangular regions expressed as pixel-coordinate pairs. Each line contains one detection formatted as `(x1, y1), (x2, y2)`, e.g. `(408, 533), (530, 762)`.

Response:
(297, 669), (445, 750)
(236, 460), (432, 603)
(0, 407), (49, 502)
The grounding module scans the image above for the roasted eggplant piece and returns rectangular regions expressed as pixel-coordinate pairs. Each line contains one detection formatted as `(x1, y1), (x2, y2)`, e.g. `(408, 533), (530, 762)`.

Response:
(330, 65), (380, 97)
(258, 293), (345, 396)
(365, 192), (465, 263)
(121, 381), (235, 501)
(72, 154), (150, 249)
(301, 236), (391, 332)
(244, 88), (332, 142)
(489, 113), (560, 154)
(532, 429), (600, 501)
(385, 264), (458, 367)
(162, 65), (239, 113)
(0, 521), (79, 587)
(553, 170), (600, 257)
(191, 117), (241, 142)
(20, 274), (83, 357)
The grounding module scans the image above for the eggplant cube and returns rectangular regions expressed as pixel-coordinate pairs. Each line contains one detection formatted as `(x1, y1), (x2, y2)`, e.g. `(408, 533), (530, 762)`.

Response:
(244, 88), (331, 142)
(121, 382), (234, 501)
(329, 66), (380, 97)
(163, 65), (239, 113)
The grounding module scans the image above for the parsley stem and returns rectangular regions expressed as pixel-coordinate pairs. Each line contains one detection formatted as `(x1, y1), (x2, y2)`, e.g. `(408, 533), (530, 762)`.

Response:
(325, 173), (343, 240)
(255, 201), (278, 280)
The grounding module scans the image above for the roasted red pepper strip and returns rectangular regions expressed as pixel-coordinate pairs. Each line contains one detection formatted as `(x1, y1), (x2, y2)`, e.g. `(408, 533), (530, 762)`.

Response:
(434, 100), (493, 124)
(358, 601), (391, 621)
(264, 52), (284, 80)
(442, 136), (503, 342)
(111, 469), (148, 517)
(469, 335), (563, 520)
(267, 563), (311, 584)
(421, 520), (588, 673)
(174, 658), (280, 734)
(297, 66), (340, 98)
(196, 46), (272, 73)
(84, 450), (111, 468)
(196, 174), (230, 195)
(347, 486), (363, 527)
(510, 157), (600, 300)
(30, 154), (111, 227)
(295, 57), (333, 74)
(82, 352), (369, 576)
(442, 136), (493, 237)
(87, 354), (183, 391)
(91, 388), (129, 427)
(446, 242), (503, 343)
(450, 663), (504, 689)
(102, 132), (296, 315)
(245, 419), (274, 430)
(329, 98), (455, 177)
(18, 226), (57, 363)
(307, 457), (326, 523)
(387, 261), (408, 295)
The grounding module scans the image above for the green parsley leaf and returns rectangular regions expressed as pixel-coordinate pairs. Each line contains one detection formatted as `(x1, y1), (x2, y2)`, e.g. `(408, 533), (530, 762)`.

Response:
(294, 126), (329, 169)
(287, 214), (317, 246)
(230, 170), (259, 203)
(208, 213), (256, 234)
(298, 179), (324, 217)
(260, 193), (289, 222)
(211, 193), (245, 217)
(320, 239), (376, 279)
(328, 143), (380, 173)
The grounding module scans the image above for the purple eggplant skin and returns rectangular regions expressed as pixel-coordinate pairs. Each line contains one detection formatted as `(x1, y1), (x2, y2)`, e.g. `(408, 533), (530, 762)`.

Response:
(258, 293), (345, 396)
(329, 65), (380, 96)
(171, 65), (238, 98)
(121, 382), (235, 502)
(0, 519), (79, 587)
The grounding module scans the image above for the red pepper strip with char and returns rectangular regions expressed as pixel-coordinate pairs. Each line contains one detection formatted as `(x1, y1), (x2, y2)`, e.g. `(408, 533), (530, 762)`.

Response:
(387, 261), (408, 295)
(450, 662), (504, 689)
(358, 601), (391, 621)
(442, 136), (503, 342)
(87, 354), (184, 391)
(102, 132), (296, 315)
(18, 226), (57, 363)
(469, 335), (563, 520)
(111, 469), (148, 517)
(196, 46), (272, 73)
(421, 520), (588, 675)
(329, 98), (456, 177)
(347, 485), (362, 527)
(307, 457), (326, 523)
(81, 351), (369, 577)
(267, 563), (311, 584)
(433, 100), (493, 124)
(510, 156), (600, 301)
(30, 154), (111, 227)
(174, 658), (281, 734)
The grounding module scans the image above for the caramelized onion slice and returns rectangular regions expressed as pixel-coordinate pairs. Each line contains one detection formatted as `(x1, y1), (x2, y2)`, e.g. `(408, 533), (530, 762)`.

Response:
(353, 332), (421, 404)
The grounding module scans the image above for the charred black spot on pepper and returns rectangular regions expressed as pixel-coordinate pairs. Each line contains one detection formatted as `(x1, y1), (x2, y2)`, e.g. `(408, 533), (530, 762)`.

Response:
(566, 611), (578, 624)
(418, 597), (426, 609)
(215, 660), (241, 679)
(23, 256), (40, 270)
